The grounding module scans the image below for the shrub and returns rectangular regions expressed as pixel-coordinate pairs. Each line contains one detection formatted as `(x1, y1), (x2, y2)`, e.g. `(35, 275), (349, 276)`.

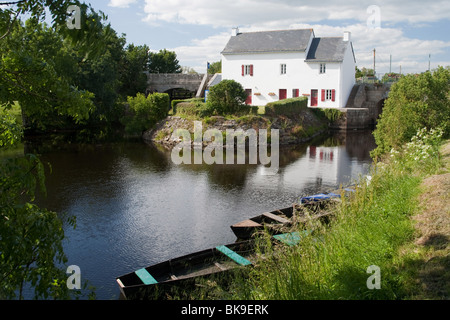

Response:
(372, 66), (450, 159)
(206, 80), (248, 115)
(311, 107), (344, 123)
(389, 127), (444, 174)
(121, 92), (170, 135)
(265, 97), (308, 116)
(172, 98), (203, 114)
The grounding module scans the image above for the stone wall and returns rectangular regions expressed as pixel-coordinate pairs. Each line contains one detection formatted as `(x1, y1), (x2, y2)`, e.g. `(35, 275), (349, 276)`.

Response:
(146, 73), (213, 94)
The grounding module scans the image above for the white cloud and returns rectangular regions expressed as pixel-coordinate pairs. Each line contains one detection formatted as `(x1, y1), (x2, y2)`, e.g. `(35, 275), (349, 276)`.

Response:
(168, 32), (231, 72)
(140, 0), (450, 74)
(142, 0), (450, 27)
(108, 0), (138, 8)
(170, 23), (450, 74)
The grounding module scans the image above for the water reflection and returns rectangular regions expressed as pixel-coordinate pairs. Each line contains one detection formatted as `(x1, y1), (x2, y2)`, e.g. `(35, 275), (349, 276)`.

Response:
(26, 130), (375, 299)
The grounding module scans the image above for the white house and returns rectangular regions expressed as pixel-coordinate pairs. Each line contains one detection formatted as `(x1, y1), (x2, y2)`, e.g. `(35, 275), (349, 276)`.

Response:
(221, 28), (356, 108)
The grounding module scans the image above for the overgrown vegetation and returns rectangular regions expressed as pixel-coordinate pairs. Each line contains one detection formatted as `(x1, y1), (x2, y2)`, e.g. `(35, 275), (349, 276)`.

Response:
(310, 107), (345, 123)
(217, 128), (446, 300)
(184, 66), (450, 301)
(372, 66), (449, 159)
(121, 93), (170, 136)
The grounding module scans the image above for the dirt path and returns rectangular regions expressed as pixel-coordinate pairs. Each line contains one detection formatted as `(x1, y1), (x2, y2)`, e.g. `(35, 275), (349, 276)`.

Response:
(412, 141), (450, 299)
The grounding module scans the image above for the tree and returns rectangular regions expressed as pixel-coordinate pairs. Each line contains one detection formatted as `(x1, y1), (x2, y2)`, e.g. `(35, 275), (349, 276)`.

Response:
(371, 66), (450, 158)
(208, 61), (221, 74)
(148, 49), (182, 74)
(119, 44), (151, 97)
(206, 80), (248, 115)
(355, 66), (374, 78)
(0, 0), (110, 299)
(121, 92), (170, 135)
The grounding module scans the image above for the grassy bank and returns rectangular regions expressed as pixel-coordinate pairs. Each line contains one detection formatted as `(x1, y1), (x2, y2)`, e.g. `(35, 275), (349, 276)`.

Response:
(201, 131), (448, 300)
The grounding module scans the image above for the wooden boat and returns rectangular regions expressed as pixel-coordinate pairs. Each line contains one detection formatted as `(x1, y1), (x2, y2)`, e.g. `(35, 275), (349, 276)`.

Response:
(116, 231), (305, 300)
(230, 192), (343, 240)
(116, 240), (256, 300)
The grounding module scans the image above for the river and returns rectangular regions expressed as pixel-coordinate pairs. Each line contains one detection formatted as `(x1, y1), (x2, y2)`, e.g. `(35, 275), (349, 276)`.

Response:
(27, 130), (376, 300)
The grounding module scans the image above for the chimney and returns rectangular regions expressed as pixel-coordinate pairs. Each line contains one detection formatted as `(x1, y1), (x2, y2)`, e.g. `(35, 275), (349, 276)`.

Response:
(343, 31), (351, 42)
(232, 27), (240, 37)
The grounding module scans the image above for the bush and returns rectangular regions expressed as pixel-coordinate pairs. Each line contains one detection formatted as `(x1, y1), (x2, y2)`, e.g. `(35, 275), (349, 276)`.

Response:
(264, 97), (308, 116)
(311, 107), (344, 123)
(206, 80), (248, 115)
(172, 98), (204, 115)
(389, 127), (444, 174)
(372, 66), (450, 158)
(121, 92), (170, 135)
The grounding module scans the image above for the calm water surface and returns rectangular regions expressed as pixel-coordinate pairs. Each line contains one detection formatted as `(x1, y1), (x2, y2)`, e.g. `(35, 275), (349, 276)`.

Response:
(30, 130), (375, 300)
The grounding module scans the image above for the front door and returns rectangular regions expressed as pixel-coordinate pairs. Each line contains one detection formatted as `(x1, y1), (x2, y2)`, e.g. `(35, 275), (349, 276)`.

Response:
(245, 89), (252, 105)
(279, 89), (287, 100)
(311, 89), (318, 106)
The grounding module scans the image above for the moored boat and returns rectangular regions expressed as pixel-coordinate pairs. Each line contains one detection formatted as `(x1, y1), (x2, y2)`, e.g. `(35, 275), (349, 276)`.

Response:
(230, 192), (342, 240)
(116, 240), (255, 299)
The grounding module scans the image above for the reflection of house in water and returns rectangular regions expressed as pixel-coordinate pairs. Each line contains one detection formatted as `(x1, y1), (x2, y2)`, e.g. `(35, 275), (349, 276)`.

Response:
(282, 144), (371, 192)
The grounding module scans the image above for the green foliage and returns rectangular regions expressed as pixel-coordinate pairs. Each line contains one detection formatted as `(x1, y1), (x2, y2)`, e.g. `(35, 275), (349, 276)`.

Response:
(0, 148), (77, 299)
(0, 19), (96, 130)
(355, 66), (374, 78)
(174, 99), (204, 117)
(0, 1), (111, 299)
(265, 97), (308, 116)
(221, 127), (445, 301)
(206, 80), (248, 115)
(0, 112), (22, 148)
(149, 49), (182, 74)
(389, 127), (444, 175)
(311, 107), (344, 123)
(372, 66), (450, 158)
(121, 92), (170, 135)
(119, 44), (151, 98)
(208, 61), (222, 74)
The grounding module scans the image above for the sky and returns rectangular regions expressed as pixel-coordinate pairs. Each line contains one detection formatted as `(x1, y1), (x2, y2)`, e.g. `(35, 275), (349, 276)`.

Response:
(90, 0), (449, 75)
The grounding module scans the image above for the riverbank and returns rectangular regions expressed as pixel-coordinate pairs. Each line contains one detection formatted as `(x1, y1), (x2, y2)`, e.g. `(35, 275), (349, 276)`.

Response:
(183, 137), (449, 300)
(142, 109), (329, 148)
(409, 140), (450, 299)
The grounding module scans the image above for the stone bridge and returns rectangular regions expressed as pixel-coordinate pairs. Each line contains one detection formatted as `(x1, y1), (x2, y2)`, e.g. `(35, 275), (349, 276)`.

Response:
(146, 73), (214, 99)
(332, 83), (393, 130)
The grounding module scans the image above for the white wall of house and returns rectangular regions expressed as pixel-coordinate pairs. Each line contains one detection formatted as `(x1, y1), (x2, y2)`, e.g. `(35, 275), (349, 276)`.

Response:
(223, 51), (316, 106)
(221, 32), (356, 108)
(340, 41), (356, 108)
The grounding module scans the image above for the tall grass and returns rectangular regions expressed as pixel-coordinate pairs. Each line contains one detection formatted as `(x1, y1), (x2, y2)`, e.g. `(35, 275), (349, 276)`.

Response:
(227, 128), (443, 300)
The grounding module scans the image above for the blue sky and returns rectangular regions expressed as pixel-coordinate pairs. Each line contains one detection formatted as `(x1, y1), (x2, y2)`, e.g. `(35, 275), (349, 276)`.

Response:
(91, 0), (449, 75)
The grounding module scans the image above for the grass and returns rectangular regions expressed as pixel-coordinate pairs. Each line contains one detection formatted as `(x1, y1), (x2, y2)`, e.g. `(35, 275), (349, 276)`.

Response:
(201, 134), (449, 300)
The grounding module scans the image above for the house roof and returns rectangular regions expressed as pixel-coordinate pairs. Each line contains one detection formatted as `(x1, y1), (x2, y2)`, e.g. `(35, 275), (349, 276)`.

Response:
(221, 29), (314, 54)
(305, 37), (351, 63)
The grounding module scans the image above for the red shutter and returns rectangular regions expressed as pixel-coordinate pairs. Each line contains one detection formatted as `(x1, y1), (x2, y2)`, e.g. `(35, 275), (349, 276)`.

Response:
(242, 65), (244, 76)
(332, 89), (336, 102)
(321, 89), (325, 102)
(250, 65), (254, 76)
(294, 89), (299, 97)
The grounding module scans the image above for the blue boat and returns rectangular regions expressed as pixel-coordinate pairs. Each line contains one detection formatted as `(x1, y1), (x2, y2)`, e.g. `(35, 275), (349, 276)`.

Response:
(300, 192), (341, 204)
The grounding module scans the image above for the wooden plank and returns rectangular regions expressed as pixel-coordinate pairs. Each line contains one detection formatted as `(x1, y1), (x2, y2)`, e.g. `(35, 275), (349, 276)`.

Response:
(216, 245), (252, 266)
(262, 212), (290, 224)
(273, 231), (308, 246)
(214, 262), (227, 271)
(232, 219), (263, 228)
(135, 268), (158, 285)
